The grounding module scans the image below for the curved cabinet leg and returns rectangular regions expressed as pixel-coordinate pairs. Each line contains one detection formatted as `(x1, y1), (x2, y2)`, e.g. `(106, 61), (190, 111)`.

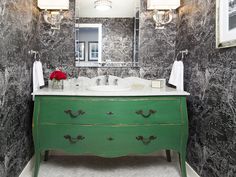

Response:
(44, 151), (49, 161)
(34, 151), (41, 177)
(179, 152), (187, 177)
(165, 150), (171, 162)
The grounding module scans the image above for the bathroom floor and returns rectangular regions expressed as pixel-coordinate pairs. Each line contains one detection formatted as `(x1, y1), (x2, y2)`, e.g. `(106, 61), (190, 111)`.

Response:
(22, 154), (182, 177)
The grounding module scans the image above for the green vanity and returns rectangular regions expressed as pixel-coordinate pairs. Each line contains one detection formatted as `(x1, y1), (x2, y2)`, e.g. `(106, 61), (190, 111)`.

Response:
(32, 83), (189, 177)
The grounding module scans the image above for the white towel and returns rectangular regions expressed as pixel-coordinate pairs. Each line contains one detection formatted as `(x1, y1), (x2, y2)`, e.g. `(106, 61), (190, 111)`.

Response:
(33, 61), (45, 93)
(168, 61), (184, 91)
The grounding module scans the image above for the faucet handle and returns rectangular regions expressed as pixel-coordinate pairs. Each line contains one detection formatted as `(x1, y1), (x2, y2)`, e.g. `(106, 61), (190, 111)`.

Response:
(114, 79), (118, 85)
(96, 78), (101, 86)
(104, 74), (109, 85)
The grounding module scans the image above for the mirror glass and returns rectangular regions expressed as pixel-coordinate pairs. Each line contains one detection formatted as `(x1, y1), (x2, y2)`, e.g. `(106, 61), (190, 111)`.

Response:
(75, 0), (140, 67)
(75, 23), (102, 66)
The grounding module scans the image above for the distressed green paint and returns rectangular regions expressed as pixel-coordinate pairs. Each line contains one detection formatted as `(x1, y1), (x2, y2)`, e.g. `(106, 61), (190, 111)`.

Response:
(39, 124), (182, 157)
(39, 96), (182, 125)
(33, 95), (189, 177)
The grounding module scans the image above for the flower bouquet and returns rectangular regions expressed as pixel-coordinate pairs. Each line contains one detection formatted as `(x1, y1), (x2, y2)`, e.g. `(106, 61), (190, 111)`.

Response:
(49, 70), (67, 89)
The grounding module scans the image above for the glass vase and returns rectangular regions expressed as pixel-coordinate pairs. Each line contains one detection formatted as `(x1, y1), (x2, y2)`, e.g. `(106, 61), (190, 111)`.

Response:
(51, 80), (64, 89)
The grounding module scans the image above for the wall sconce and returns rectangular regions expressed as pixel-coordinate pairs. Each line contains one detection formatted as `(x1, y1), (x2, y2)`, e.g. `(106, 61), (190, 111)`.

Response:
(37, 0), (69, 30)
(147, 0), (180, 29)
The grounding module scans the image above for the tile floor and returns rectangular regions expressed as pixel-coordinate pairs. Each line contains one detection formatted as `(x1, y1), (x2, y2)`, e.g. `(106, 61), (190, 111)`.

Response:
(23, 154), (182, 177)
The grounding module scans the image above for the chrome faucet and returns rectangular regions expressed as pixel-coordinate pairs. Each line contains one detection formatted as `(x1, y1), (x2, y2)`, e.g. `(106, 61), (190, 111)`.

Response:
(105, 73), (109, 85)
(96, 78), (101, 86)
(114, 79), (118, 85)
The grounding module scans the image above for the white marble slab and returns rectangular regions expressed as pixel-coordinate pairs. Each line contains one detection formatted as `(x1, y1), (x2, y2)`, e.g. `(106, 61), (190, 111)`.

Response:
(32, 86), (189, 96)
(33, 76), (190, 97)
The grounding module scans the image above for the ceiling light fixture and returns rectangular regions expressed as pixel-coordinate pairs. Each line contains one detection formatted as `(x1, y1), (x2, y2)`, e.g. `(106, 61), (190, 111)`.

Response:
(94, 0), (112, 11)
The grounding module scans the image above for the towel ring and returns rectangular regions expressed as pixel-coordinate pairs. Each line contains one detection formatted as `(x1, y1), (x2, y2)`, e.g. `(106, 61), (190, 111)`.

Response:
(175, 49), (189, 61)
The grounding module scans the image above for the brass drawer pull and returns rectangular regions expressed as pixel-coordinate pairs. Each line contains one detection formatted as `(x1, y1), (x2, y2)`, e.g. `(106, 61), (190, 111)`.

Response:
(64, 135), (85, 144)
(106, 112), (114, 115)
(64, 110), (85, 118)
(107, 137), (114, 141)
(136, 110), (156, 118)
(136, 136), (157, 145)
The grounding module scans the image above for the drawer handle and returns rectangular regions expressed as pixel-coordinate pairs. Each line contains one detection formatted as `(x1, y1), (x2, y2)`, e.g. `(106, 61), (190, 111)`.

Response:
(64, 110), (85, 118)
(107, 137), (114, 141)
(64, 135), (85, 144)
(136, 110), (156, 118)
(136, 136), (157, 145)
(106, 112), (114, 115)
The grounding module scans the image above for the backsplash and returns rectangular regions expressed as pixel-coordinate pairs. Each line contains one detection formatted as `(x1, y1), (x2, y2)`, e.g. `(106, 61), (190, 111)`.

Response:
(176, 0), (236, 176)
(0, 0), (39, 176)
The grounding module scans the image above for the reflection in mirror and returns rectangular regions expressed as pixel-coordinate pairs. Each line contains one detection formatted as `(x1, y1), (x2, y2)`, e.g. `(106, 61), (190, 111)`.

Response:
(75, 0), (140, 67)
(75, 24), (102, 67)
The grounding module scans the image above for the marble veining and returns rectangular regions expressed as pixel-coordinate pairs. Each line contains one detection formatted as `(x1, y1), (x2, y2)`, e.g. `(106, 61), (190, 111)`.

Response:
(38, 0), (75, 73)
(176, 0), (236, 177)
(139, 0), (178, 79)
(0, 0), (38, 177)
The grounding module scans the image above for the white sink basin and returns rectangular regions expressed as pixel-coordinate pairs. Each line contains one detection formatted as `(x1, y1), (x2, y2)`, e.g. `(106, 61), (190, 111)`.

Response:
(87, 85), (130, 92)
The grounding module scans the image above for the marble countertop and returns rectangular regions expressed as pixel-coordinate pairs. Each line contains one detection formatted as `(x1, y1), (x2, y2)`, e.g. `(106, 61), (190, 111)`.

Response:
(32, 86), (190, 96)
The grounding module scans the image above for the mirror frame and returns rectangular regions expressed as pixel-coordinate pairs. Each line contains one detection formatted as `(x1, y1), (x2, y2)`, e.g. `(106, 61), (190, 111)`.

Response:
(74, 0), (140, 68)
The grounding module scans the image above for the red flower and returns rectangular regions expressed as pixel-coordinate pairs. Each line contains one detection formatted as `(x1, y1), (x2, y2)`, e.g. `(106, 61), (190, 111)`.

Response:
(50, 70), (67, 80)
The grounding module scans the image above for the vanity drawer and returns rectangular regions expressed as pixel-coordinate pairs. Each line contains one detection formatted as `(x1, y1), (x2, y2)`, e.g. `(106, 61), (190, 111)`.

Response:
(38, 124), (183, 157)
(37, 96), (184, 125)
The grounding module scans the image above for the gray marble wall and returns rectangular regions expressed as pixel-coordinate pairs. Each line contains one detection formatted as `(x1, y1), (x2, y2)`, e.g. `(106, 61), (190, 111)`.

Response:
(0, 0), (39, 177)
(176, 0), (236, 177)
(38, 0), (75, 81)
(139, 0), (177, 79)
(38, 0), (75, 70)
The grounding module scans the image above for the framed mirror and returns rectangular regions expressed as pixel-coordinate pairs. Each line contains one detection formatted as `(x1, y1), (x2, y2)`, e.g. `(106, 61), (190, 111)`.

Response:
(75, 0), (140, 67)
